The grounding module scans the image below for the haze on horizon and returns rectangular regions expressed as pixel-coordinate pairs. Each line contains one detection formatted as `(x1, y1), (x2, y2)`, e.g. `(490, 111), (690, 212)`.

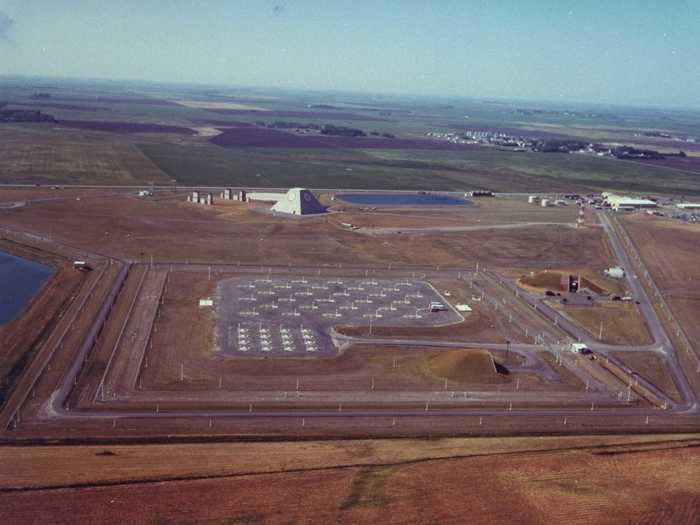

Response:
(0, 0), (698, 109)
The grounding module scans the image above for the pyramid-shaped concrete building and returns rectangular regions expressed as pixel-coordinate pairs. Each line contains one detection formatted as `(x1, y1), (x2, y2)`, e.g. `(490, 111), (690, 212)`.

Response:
(271, 188), (326, 215)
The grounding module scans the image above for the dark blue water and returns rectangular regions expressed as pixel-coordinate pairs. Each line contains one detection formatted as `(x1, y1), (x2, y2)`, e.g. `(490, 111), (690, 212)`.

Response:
(337, 193), (467, 206)
(0, 251), (53, 324)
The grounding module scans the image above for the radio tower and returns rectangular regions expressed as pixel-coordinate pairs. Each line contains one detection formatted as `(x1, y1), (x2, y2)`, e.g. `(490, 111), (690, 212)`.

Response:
(577, 206), (585, 228)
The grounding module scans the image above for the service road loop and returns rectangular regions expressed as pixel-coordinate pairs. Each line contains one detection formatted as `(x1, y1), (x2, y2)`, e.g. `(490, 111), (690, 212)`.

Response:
(5, 206), (698, 437)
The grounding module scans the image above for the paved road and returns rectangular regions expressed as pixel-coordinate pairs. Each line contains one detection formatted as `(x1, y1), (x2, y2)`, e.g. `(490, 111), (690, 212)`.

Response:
(358, 222), (581, 236)
(7, 203), (698, 432)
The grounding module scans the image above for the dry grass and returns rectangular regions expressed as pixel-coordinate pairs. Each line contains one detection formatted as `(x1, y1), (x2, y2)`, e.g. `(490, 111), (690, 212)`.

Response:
(0, 126), (170, 185)
(1, 436), (698, 524)
(424, 349), (498, 383)
(612, 351), (683, 402)
(562, 303), (652, 346)
(1, 434), (696, 490)
(520, 270), (567, 291)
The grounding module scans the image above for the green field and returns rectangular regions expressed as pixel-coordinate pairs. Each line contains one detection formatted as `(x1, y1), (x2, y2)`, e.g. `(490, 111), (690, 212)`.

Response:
(3, 76), (700, 195)
(138, 141), (700, 194)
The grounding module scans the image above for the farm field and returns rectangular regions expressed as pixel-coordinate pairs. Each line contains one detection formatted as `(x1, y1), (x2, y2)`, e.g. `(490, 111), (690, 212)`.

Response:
(138, 140), (700, 194)
(3, 77), (700, 193)
(621, 216), (700, 349)
(1, 437), (698, 524)
(0, 126), (171, 185)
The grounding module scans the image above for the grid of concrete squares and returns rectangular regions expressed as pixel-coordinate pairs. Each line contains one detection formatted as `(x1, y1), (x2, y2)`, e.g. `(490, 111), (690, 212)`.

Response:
(215, 276), (461, 356)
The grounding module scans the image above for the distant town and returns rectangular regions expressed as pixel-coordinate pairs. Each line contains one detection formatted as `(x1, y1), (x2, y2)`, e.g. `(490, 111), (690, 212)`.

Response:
(426, 129), (694, 160)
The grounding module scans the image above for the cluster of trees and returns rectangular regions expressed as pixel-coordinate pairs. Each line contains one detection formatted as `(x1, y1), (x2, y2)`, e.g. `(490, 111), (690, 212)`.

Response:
(320, 124), (366, 137)
(257, 121), (395, 139)
(265, 121), (320, 130)
(531, 139), (588, 153)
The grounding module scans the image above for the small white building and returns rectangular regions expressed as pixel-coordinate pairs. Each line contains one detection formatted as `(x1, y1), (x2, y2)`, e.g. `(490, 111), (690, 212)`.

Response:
(604, 266), (625, 279)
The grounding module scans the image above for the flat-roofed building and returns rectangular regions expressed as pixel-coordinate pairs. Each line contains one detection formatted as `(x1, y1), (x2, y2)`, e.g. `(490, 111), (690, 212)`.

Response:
(603, 193), (657, 211)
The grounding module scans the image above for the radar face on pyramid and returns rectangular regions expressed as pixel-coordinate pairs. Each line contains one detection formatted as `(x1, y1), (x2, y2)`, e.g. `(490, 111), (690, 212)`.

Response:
(271, 188), (326, 215)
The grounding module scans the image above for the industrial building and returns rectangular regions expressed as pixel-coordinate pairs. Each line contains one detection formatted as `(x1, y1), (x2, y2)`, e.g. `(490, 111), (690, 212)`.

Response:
(604, 266), (625, 279)
(602, 193), (657, 211)
(220, 188), (246, 201)
(187, 191), (214, 205)
(248, 188), (325, 215)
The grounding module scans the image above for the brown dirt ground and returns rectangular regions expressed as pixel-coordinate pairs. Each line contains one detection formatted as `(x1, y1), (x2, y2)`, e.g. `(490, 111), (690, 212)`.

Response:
(0, 190), (615, 271)
(1, 439), (698, 524)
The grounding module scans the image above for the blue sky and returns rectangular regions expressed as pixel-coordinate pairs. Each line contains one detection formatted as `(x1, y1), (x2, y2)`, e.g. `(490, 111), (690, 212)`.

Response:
(0, 1), (698, 108)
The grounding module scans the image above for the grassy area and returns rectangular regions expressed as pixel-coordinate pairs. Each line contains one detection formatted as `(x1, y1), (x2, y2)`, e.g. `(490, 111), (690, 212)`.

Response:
(0, 125), (170, 185)
(137, 142), (469, 190)
(138, 141), (700, 194)
(563, 303), (652, 346)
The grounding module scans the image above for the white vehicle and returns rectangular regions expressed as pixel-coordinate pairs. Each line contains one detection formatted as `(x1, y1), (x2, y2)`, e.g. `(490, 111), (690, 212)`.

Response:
(429, 301), (447, 312)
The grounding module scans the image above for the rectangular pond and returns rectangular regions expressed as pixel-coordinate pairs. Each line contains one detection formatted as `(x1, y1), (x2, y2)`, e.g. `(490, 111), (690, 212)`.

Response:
(0, 251), (53, 324)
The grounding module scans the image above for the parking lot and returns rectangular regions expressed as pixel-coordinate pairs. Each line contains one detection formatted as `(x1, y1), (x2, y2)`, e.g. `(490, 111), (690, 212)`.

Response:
(215, 276), (462, 356)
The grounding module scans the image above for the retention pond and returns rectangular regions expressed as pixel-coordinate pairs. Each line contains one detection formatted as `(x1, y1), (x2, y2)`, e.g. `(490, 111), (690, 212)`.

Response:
(0, 251), (53, 324)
